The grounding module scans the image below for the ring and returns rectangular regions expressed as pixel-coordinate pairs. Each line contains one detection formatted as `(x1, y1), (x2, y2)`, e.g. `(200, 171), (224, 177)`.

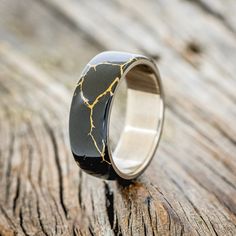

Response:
(69, 51), (165, 180)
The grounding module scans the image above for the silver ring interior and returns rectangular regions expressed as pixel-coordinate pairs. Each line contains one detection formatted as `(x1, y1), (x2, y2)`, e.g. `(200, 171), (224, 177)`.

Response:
(108, 59), (164, 179)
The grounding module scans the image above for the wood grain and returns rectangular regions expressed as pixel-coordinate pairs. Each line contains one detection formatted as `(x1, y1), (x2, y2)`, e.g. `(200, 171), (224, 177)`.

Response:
(0, 0), (236, 235)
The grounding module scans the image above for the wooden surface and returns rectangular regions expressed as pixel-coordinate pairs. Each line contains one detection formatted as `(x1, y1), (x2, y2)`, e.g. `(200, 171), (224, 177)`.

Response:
(0, 0), (236, 235)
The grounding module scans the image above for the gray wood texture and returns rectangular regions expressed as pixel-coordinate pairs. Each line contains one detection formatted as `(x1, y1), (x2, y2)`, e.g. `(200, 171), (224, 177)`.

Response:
(0, 0), (236, 235)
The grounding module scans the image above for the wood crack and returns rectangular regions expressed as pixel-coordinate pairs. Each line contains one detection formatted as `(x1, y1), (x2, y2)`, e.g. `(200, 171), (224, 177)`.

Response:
(78, 171), (83, 208)
(104, 182), (115, 230)
(36, 199), (50, 236)
(5, 132), (15, 203)
(12, 176), (20, 214)
(151, 183), (185, 235)
(44, 122), (68, 218)
(19, 208), (30, 236)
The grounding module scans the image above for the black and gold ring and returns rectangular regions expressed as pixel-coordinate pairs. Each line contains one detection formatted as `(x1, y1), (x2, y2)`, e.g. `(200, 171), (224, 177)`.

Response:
(69, 51), (165, 180)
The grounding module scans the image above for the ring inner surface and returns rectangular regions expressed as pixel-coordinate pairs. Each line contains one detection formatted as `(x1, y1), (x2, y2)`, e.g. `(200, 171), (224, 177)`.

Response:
(109, 63), (162, 177)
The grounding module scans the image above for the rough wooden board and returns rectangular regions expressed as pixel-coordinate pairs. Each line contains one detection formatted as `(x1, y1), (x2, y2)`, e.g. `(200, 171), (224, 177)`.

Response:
(0, 0), (236, 235)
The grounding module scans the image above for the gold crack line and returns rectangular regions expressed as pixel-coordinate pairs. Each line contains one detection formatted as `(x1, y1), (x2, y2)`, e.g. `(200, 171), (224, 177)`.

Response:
(77, 76), (120, 164)
(88, 57), (137, 75)
(87, 77), (119, 164)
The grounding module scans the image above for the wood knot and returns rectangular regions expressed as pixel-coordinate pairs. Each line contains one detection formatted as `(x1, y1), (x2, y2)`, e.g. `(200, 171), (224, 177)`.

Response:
(186, 41), (202, 55)
(184, 41), (203, 67)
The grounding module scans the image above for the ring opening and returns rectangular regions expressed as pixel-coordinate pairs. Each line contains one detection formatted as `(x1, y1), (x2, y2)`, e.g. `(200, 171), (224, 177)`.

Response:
(108, 62), (163, 178)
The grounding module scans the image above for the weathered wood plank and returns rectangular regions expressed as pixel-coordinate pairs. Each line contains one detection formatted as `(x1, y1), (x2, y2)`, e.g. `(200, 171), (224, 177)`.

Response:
(0, 0), (236, 235)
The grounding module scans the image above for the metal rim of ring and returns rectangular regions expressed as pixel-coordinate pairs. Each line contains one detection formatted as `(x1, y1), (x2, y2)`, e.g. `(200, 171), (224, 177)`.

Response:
(107, 58), (165, 180)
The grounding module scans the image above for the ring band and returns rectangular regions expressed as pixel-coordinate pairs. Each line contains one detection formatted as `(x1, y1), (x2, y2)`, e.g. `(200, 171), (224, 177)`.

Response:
(69, 51), (165, 180)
